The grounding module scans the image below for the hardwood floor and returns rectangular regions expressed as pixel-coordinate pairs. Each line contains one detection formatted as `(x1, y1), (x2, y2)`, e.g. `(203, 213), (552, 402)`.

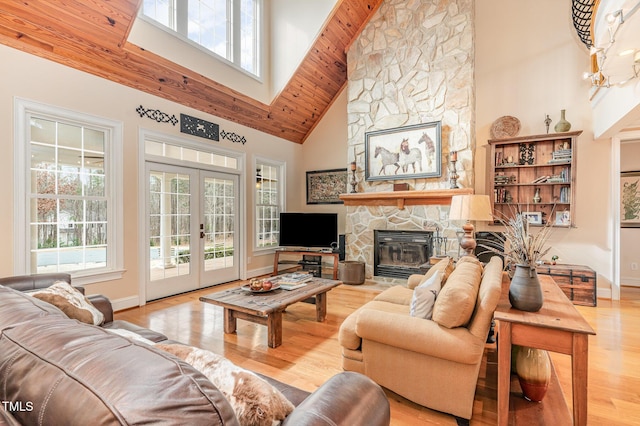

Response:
(114, 282), (640, 425)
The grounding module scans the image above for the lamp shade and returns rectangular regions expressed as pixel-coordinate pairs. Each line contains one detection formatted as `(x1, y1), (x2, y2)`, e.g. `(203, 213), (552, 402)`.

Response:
(449, 194), (493, 222)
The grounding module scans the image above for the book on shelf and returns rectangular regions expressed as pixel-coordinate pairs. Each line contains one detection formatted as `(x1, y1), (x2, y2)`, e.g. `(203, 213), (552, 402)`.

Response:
(532, 175), (549, 183)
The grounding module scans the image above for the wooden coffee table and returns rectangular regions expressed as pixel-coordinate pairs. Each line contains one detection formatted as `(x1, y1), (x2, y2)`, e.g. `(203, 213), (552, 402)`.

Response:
(199, 278), (342, 348)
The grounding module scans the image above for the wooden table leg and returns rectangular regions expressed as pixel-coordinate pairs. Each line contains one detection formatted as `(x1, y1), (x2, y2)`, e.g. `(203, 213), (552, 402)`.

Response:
(224, 308), (237, 334)
(315, 292), (327, 321)
(273, 251), (280, 276)
(497, 320), (512, 426)
(572, 334), (589, 425)
(267, 311), (283, 348)
(333, 254), (339, 280)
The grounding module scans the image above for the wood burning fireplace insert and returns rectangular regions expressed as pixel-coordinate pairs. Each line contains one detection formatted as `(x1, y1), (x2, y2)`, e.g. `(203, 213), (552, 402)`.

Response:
(373, 230), (433, 279)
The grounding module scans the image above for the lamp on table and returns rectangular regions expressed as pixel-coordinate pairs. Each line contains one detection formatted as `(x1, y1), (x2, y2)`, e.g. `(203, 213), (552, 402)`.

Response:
(449, 194), (494, 257)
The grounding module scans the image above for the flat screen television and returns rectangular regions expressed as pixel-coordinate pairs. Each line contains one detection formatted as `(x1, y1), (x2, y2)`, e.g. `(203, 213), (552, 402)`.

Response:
(279, 212), (338, 249)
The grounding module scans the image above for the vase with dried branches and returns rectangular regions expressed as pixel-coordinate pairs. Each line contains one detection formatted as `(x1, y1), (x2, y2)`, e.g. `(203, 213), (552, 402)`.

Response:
(479, 212), (554, 312)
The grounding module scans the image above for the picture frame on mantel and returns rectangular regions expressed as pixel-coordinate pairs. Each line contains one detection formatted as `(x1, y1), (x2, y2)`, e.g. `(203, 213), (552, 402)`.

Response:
(306, 168), (348, 204)
(364, 121), (442, 181)
(621, 171), (640, 228)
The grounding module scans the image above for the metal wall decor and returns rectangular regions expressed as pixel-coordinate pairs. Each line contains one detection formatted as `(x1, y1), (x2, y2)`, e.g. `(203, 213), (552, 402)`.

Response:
(180, 114), (219, 141)
(136, 105), (178, 126)
(221, 130), (247, 145)
(519, 143), (535, 165)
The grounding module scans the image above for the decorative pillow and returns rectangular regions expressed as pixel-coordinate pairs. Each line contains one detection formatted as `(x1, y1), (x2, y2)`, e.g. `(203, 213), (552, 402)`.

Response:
(156, 343), (294, 426)
(432, 258), (482, 328)
(29, 281), (104, 325)
(409, 271), (442, 319)
(410, 257), (454, 289)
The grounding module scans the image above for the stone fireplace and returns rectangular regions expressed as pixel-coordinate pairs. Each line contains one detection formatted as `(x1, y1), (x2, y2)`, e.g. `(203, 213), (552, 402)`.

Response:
(342, 0), (475, 283)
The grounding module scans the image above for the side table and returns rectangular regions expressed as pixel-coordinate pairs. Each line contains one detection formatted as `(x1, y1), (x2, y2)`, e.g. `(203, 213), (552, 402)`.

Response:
(494, 273), (595, 425)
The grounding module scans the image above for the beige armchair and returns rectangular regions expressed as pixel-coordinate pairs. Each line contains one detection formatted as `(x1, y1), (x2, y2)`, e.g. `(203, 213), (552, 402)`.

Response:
(338, 256), (503, 420)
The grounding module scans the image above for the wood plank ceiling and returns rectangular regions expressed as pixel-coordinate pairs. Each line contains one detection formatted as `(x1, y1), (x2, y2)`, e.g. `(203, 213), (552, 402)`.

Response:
(0, 0), (383, 144)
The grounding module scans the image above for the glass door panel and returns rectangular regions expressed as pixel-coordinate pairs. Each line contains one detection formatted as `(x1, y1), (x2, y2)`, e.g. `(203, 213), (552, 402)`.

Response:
(200, 171), (239, 285)
(146, 163), (199, 301)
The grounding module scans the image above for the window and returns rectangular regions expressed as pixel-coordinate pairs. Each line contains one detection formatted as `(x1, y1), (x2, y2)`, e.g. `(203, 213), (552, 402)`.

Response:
(14, 99), (123, 282)
(142, 0), (261, 77)
(255, 159), (284, 250)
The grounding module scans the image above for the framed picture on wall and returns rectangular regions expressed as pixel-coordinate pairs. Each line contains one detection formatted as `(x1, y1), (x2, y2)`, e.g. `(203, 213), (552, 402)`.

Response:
(306, 168), (348, 204)
(364, 121), (442, 181)
(621, 171), (640, 228)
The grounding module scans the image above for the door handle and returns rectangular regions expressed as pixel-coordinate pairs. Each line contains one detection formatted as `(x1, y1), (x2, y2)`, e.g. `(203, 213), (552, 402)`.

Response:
(200, 231), (205, 239)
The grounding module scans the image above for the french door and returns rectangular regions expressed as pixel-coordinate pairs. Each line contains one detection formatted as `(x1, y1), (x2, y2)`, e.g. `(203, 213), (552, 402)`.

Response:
(145, 163), (239, 301)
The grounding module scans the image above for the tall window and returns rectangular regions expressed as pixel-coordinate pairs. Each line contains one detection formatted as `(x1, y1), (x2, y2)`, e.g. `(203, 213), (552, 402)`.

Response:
(142, 0), (261, 77)
(15, 99), (123, 281)
(255, 159), (284, 250)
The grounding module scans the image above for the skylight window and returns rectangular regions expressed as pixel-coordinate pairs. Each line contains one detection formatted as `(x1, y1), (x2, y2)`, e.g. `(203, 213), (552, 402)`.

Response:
(142, 0), (261, 77)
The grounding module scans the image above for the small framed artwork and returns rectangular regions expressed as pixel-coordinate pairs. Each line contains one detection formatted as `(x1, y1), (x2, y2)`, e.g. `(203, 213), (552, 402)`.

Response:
(555, 210), (571, 226)
(522, 212), (543, 225)
(306, 168), (348, 204)
(621, 171), (640, 228)
(364, 121), (442, 181)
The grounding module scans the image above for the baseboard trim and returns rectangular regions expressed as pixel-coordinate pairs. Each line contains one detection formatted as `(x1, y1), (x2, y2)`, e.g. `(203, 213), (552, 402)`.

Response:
(620, 277), (640, 287)
(112, 295), (140, 312)
(598, 287), (612, 300)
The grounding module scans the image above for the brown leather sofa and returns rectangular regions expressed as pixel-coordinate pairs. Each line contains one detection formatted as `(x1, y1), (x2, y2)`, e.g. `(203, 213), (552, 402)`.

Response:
(0, 274), (390, 425)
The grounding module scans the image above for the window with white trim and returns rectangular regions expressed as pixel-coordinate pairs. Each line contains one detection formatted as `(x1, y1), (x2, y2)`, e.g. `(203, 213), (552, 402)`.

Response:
(142, 0), (261, 77)
(255, 159), (284, 250)
(15, 99), (123, 280)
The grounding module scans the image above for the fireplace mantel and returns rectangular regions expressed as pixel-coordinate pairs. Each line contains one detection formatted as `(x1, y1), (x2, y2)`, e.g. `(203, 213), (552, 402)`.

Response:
(339, 188), (474, 210)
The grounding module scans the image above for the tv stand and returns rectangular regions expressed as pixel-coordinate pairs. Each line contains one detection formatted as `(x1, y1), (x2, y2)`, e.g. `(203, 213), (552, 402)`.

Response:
(273, 250), (340, 280)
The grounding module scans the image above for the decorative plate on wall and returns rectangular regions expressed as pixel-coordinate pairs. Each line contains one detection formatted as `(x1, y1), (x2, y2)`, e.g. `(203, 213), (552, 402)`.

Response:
(490, 116), (521, 139)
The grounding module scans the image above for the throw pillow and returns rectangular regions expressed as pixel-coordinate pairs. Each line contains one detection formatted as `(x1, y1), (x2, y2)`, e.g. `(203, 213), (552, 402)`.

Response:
(29, 281), (104, 325)
(410, 257), (454, 289)
(156, 343), (294, 426)
(432, 258), (483, 328)
(409, 271), (442, 319)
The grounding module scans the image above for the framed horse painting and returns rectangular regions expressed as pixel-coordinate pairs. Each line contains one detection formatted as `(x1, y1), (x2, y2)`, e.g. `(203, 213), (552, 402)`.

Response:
(364, 121), (442, 181)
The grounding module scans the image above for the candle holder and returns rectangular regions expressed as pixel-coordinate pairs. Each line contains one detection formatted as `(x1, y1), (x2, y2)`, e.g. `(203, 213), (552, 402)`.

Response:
(449, 151), (459, 189)
(350, 161), (358, 193)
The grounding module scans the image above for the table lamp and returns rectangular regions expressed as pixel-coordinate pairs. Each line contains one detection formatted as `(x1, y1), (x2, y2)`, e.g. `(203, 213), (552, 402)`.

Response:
(449, 194), (494, 257)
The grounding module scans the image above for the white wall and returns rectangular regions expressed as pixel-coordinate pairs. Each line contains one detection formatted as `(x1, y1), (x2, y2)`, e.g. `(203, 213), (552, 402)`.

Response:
(0, 44), (302, 303)
(300, 89), (348, 234)
(475, 1), (614, 295)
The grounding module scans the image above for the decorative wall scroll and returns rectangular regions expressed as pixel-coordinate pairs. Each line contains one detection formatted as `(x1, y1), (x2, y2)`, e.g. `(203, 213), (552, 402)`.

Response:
(221, 130), (247, 145)
(136, 105), (178, 126)
(306, 169), (347, 204)
(621, 171), (640, 227)
(180, 114), (219, 141)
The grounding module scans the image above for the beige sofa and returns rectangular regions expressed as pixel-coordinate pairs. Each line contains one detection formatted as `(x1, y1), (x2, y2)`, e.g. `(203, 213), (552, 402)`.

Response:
(338, 256), (503, 420)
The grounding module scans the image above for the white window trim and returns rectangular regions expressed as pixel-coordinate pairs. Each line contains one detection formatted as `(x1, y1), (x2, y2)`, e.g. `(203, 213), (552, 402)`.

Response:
(253, 155), (286, 254)
(13, 98), (124, 284)
(137, 0), (263, 81)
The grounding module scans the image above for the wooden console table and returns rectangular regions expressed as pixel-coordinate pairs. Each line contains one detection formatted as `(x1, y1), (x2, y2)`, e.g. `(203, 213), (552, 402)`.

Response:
(273, 250), (339, 279)
(494, 274), (596, 425)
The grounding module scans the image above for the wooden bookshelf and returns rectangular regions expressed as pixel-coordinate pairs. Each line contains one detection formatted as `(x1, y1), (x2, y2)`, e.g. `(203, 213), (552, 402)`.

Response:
(487, 131), (582, 227)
